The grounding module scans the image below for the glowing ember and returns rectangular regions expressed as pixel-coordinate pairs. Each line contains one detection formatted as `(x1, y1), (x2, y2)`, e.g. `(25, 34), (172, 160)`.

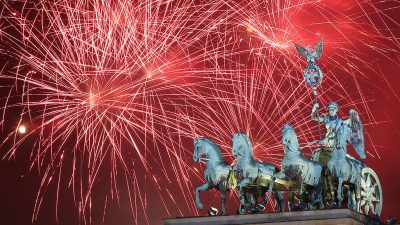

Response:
(18, 125), (26, 134)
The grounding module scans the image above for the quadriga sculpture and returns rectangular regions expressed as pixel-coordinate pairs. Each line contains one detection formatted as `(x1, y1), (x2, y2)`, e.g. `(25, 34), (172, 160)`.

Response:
(192, 124), (383, 217)
(193, 137), (232, 215)
(231, 132), (284, 214)
(274, 124), (324, 210)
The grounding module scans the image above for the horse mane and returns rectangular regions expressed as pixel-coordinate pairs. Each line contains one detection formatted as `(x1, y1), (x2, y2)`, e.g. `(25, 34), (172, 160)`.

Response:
(335, 124), (348, 149)
(282, 124), (300, 151)
(234, 132), (253, 152)
(196, 137), (223, 159)
(283, 124), (293, 134)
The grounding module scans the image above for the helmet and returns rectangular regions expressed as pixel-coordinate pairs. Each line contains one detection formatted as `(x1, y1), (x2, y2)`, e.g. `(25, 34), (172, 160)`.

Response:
(327, 102), (338, 109)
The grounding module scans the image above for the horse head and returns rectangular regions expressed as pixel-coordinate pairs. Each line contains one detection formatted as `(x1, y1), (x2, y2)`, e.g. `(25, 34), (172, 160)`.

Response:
(334, 123), (349, 152)
(282, 124), (300, 153)
(193, 138), (207, 162)
(194, 137), (223, 163)
(232, 132), (253, 157)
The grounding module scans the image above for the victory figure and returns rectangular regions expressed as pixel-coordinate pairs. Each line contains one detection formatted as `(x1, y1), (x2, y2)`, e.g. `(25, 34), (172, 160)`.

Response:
(311, 102), (342, 148)
(311, 101), (366, 159)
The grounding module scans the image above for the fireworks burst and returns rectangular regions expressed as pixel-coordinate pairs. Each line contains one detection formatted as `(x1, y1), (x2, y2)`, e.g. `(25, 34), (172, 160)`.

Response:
(0, 0), (399, 224)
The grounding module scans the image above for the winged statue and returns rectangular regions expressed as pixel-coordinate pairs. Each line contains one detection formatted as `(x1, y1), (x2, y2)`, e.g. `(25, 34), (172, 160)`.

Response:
(348, 109), (366, 159)
(311, 102), (366, 159)
(294, 39), (324, 88)
(295, 39), (323, 63)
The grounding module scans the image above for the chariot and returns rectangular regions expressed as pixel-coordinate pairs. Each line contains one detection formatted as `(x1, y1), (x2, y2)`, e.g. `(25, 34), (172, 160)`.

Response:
(311, 146), (383, 216)
(192, 125), (383, 217)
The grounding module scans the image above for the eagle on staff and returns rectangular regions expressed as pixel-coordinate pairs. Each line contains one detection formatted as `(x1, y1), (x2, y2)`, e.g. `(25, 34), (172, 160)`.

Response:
(295, 39), (323, 64)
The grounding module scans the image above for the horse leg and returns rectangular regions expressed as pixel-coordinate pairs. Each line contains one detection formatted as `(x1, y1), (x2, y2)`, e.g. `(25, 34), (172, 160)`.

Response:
(322, 168), (330, 204)
(268, 176), (276, 196)
(297, 175), (303, 200)
(347, 188), (355, 210)
(355, 181), (361, 212)
(220, 183), (227, 215)
(318, 191), (325, 209)
(260, 188), (268, 205)
(351, 190), (356, 211)
(337, 177), (344, 207)
(275, 191), (285, 212)
(288, 191), (296, 211)
(328, 175), (336, 207)
(238, 178), (250, 214)
(246, 191), (256, 213)
(195, 182), (210, 210)
(309, 189), (316, 210)
(297, 175), (306, 210)
(317, 177), (325, 209)
(311, 176), (323, 210)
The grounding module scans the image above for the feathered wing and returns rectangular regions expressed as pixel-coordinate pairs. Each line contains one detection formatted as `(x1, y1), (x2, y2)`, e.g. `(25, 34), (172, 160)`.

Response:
(348, 109), (366, 159)
(294, 43), (307, 59)
(313, 38), (323, 60)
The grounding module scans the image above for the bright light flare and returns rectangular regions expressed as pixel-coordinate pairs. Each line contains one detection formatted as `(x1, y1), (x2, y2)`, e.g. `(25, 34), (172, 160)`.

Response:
(18, 125), (27, 134)
(88, 91), (98, 107)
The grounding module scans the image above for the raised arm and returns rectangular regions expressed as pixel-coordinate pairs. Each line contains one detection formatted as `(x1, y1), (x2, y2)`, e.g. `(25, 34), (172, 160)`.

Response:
(311, 102), (324, 122)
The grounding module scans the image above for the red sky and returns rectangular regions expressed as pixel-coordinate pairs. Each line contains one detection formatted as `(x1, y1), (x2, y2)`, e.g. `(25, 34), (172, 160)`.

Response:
(0, 1), (399, 224)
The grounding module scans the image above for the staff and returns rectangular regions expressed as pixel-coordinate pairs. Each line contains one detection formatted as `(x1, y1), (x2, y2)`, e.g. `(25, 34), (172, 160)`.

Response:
(294, 39), (324, 142)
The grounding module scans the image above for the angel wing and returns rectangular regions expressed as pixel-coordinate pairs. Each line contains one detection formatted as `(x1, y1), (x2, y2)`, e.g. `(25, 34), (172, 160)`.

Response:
(294, 43), (307, 59)
(313, 38), (323, 60)
(348, 109), (366, 159)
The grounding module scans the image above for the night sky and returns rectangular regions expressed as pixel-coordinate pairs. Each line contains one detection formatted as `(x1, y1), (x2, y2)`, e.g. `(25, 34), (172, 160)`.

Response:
(0, 0), (400, 225)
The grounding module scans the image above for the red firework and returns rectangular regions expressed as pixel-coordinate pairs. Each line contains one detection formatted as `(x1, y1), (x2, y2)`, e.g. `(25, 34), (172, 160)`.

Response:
(0, 0), (399, 224)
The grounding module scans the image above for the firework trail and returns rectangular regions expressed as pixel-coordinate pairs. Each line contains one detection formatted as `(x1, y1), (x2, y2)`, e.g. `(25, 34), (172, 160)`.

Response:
(175, 0), (400, 213)
(0, 0), (237, 223)
(0, 0), (399, 223)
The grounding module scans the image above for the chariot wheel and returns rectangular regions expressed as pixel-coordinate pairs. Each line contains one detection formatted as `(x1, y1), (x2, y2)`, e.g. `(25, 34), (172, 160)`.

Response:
(360, 167), (382, 216)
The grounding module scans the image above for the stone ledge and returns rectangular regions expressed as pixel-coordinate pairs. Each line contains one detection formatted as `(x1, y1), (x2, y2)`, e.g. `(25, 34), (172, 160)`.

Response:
(164, 209), (385, 225)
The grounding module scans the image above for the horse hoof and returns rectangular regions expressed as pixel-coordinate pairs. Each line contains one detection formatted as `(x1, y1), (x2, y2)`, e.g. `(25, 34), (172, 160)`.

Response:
(372, 213), (380, 220)
(207, 207), (218, 216)
(298, 202), (307, 210)
(255, 204), (265, 213)
(326, 200), (337, 209)
(196, 203), (204, 210)
(289, 203), (298, 211)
